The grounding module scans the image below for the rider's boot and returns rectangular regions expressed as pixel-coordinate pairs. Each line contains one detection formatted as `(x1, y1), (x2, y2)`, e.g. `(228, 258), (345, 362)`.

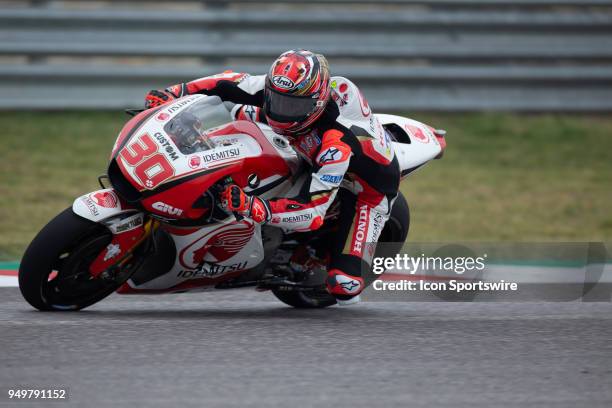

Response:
(326, 268), (364, 306)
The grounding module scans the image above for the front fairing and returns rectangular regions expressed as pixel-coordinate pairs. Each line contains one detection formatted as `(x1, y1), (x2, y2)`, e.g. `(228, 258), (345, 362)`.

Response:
(108, 95), (240, 219)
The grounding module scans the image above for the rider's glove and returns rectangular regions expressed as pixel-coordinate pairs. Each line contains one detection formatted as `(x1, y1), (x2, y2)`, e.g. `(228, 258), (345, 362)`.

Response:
(144, 84), (187, 109)
(144, 90), (175, 109)
(221, 185), (271, 224)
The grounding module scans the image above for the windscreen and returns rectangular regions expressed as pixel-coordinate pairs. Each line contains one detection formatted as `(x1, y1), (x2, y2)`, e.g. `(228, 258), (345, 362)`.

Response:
(163, 96), (233, 154)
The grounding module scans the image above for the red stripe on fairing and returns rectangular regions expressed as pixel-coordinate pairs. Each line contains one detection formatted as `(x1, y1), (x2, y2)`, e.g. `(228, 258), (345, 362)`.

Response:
(0, 270), (18, 276)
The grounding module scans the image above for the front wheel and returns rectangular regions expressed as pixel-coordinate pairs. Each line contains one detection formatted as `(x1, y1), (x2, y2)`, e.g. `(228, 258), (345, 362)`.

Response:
(19, 208), (138, 311)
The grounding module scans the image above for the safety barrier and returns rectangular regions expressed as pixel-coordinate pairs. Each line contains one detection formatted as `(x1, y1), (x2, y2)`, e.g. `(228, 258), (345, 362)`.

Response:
(1, 0), (611, 111)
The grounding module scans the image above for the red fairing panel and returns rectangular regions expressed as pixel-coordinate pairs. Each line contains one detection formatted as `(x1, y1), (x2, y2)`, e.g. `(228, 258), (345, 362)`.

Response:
(89, 224), (146, 278)
(139, 162), (240, 220)
(207, 121), (291, 187)
(111, 107), (162, 159)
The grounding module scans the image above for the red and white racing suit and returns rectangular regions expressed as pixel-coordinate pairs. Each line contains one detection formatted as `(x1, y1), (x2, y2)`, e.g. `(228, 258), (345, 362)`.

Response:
(167, 72), (401, 299)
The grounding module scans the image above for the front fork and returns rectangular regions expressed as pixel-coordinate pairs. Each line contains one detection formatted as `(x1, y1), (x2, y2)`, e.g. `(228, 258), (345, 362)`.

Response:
(89, 216), (159, 279)
(72, 188), (159, 279)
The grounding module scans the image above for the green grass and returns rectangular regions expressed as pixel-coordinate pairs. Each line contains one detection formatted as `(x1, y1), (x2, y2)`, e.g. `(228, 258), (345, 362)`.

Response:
(0, 112), (611, 261)
(403, 113), (612, 242)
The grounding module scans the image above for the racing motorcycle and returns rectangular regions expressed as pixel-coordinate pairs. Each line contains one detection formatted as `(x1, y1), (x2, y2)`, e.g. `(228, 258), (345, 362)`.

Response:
(19, 95), (446, 311)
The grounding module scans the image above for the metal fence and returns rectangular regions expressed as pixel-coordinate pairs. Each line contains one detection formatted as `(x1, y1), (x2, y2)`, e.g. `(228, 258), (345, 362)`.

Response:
(1, 0), (611, 111)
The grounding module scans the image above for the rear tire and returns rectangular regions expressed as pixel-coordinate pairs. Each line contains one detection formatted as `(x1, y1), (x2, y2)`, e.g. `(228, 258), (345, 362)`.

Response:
(271, 193), (410, 308)
(271, 289), (337, 309)
(379, 192), (410, 247)
(19, 208), (134, 311)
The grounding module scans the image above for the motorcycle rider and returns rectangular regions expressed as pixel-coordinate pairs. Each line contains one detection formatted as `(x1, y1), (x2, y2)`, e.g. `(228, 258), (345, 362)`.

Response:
(144, 50), (400, 304)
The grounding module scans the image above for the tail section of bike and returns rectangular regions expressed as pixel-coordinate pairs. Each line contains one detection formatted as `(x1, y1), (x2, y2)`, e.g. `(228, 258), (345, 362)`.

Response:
(376, 113), (447, 178)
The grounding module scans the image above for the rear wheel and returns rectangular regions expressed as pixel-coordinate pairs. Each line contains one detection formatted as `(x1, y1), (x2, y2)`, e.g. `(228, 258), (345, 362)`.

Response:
(19, 208), (140, 311)
(271, 193), (410, 308)
(271, 288), (337, 309)
(378, 192), (410, 248)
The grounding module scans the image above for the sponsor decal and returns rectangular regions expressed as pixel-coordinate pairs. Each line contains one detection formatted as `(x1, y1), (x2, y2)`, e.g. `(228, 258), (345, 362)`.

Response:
(319, 174), (343, 184)
(187, 222), (255, 267)
(317, 147), (341, 165)
(298, 133), (321, 154)
(90, 191), (118, 208)
(202, 147), (241, 164)
(103, 243), (122, 262)
(367, 211), (386, 259)
(177, 261), (248, 279)
(336, 274), (362, 295)
(272, 75), (296, 90)
(112, 214), (144, 234)
(271, 215), (281, 224)
(120, 133), (175, 190)
(332, 90), (347, 107)
(153, 132), (180, 161)
(80, 196), (100, 217)
(247, 173), (260, 189)
(243, 105), (257, 121)
(352, 204), (370, 255)
(339, 83), (348, 93)
(156, 112), (170, 122)
(371, 211), (384, 241)
(188, 155), (201, 169)
(216, 136), (241, 146)
(281, 213), (313, 224)
(404, 124), (429, 144)
(251, 201), (267, 221)
(331, 80), (337, 89)
(152, 201), (183, 216)
(165, 98), (194, 114)
(369, 116), (376, 133)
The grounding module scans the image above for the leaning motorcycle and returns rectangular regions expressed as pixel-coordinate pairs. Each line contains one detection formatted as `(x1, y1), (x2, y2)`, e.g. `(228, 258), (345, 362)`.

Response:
(19, 95), (446, 310)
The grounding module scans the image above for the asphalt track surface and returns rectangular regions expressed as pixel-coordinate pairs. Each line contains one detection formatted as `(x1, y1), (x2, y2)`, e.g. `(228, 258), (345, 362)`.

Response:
(1, 287), (611, 408)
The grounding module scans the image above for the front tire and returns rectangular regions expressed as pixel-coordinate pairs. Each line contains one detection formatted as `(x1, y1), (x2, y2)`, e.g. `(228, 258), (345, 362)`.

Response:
(19, 208), (133, 311)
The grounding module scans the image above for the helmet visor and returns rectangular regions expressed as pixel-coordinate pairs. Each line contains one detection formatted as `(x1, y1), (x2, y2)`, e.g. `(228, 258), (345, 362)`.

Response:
(264, 86), (319, 123)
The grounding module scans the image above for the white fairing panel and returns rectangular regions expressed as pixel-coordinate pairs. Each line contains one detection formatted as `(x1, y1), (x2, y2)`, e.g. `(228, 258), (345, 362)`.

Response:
(376, 114), (442, 173)
(124, 219), (265, 291)
(332, 76), (395, 164)
(72, 188), (136, 222)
